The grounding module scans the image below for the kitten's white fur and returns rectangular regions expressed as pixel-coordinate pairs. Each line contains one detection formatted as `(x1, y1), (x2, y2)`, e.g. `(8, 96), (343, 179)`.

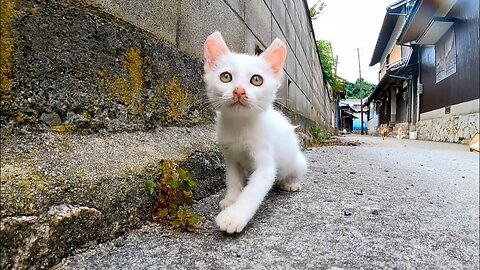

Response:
(203, 32), (307, 234)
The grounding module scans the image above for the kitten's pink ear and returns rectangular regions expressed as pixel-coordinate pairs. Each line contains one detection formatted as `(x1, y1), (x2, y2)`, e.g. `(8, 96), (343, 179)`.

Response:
(204, 31), (231, 71)
(261, 38), (287, 78)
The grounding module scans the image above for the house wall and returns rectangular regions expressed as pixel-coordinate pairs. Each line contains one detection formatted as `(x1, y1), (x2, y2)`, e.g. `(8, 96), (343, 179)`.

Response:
(417, 0), (479, 143)
(390, 45), (403, 64)
(418, 0), (479, 113)
(380, 16), (406, 67)
(378, 15), (406, 81)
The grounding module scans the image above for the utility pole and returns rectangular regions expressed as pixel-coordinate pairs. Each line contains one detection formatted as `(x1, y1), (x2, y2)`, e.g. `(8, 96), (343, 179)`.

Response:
(357, 48), (364, 135)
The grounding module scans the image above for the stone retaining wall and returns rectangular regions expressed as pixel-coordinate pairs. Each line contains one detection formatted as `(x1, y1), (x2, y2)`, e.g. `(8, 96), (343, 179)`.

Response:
(416, 113), (479, 143)
(0, 0), (331, 133)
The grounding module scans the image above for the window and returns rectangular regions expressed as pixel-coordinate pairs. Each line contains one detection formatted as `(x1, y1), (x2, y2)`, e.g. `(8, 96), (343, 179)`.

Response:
(435, 28), (456, 83)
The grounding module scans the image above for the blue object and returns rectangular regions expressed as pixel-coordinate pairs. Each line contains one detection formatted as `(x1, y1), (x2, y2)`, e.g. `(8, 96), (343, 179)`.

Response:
(353, 118), (368, 131)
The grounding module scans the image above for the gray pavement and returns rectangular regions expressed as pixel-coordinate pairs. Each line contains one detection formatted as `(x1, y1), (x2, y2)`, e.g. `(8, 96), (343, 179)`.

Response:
(57, 135), (479, 270)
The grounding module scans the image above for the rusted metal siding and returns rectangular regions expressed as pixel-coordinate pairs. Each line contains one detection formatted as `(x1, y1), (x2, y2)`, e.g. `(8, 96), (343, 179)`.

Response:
(419, 0), (480, 113)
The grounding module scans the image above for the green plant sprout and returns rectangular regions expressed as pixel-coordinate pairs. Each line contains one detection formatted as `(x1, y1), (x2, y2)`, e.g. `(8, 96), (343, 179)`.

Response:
(145, 160), (200, 231)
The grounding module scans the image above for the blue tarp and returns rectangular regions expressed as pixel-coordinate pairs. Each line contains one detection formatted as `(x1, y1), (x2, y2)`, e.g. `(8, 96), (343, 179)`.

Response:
(353, 119), (368, 131)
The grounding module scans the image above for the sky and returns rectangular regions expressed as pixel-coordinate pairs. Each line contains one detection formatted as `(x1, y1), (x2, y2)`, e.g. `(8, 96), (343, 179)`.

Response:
(307, 0), (393, 84)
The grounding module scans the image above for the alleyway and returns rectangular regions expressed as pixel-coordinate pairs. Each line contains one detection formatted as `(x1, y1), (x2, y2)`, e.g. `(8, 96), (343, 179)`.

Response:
(58, 136), (480, 269)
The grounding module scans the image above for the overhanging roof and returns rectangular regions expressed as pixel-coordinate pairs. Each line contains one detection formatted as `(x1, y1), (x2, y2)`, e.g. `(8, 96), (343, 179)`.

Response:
(398, 0), (457, 44)
(365, 63), (417, 105)
(369, 3), (405, 66)
(416, 17), (455, 44)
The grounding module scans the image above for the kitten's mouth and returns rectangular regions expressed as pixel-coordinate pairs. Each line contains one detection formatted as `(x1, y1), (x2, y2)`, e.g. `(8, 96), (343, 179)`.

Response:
(230, 100), (247, 107)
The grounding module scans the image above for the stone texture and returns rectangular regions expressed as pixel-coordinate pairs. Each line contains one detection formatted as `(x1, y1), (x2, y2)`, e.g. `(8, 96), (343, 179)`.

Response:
(178, 0), (245, 58)
(56, 135), (480, 270)
(245, 0), (271, 46)
(94, 0), (178, 45)
(40, 112), (62, 127)
(225, 0), (245, 19)
(244, 29), (264, 55)
(1, 205), (103, 270)
(0, 1), (333, 269)
(284, 1), (296, 50)
(271, 0), (287, 41)
(416, 113), (479, 143)
(0, 126), (224, 269)
(1, 0), (213, 133)
(0, 0), (331, 135)
(277, 72), (288, 107)
(286, 43), (297, 82)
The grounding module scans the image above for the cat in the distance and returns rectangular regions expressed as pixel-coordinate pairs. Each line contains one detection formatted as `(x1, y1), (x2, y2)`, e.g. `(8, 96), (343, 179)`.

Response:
(203, 31), (307, 234)
(380, 124), (389, 140)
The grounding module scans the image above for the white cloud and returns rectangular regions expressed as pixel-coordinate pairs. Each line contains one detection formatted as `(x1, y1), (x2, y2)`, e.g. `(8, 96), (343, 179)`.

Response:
(308, 0), (392, 84)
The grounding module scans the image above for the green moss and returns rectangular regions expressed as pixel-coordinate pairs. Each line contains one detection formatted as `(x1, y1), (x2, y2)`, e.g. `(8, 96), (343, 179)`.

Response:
(15, 112), (25, 124)
(99, 48), (145, 116)
(51, 123), (76, 133)
(159, 76), (190, 124)
(98, 47), (193, 125)
(1, 165), (50, 215)
(0, 0), (19, 101)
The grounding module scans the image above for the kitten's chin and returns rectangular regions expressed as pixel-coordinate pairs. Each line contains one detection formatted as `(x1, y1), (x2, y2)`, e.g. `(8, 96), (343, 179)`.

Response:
(221, 102), (258, 117)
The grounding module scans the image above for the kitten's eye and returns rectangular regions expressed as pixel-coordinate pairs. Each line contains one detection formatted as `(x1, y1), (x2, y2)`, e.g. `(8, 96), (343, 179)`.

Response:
(219, 72), (232, 83)
(250, 75), (263, 86)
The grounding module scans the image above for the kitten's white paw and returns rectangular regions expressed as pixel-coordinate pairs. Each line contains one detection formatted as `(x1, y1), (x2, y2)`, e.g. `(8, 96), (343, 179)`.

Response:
(215, 208), (248, 234)
(219, 198), (236, 210)
(276, 181), (301, 192)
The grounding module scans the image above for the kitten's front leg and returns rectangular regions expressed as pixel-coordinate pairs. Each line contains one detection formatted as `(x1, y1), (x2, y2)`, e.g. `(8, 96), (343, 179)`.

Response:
(220, 161), (244, 210)
(216, 150), (276, 233)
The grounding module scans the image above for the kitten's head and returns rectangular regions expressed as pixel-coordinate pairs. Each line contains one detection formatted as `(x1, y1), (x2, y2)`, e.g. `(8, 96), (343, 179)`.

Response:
(203, 31), (286, 117)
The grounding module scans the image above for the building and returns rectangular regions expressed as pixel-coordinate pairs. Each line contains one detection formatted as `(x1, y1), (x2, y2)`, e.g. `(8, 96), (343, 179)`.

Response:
(339, 99), (368, 133)
(367, 0), (479, 142)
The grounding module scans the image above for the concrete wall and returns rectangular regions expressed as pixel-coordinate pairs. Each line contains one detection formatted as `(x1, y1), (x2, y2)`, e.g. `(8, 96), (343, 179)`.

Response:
(0, 0), (330, 133)
(93, 0), (332, 128)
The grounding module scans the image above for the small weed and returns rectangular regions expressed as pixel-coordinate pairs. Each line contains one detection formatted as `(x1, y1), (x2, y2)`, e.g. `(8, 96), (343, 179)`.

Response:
(145, 160), (200, 231)
(310, 125), (332, 145)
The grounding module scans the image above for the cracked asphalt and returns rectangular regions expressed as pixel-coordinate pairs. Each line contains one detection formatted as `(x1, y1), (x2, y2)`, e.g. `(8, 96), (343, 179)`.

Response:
(58, 135), (479, 270)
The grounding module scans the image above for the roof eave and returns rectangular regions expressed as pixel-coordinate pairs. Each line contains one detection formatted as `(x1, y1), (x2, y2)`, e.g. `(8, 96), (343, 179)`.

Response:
(369, 4), (405, 66)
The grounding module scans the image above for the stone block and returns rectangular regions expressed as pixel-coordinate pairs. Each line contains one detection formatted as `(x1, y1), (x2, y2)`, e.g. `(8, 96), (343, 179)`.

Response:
(295, 58), (304, 88)
(246, 0), (272, 46)
(296, 37), (309, 75)
(284, 8), (296, 51)
(245, 29), (264, 55)
(263, 0), (273, 10)
(271, 17), (287, 45)
(295, 86), (304, 113)
(271, 0), (287, 39)
(276, 72), (288, 106)
(288, 80), (297, 112)
(95, 0), (178, 45)
(286, 44), (297, 82)
(225, 0), (245, 19)
(178, 0), (245, 59)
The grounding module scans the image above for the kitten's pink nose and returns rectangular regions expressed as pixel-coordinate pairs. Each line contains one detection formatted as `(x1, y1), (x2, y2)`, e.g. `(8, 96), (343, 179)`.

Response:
(233, 87), (246, 99)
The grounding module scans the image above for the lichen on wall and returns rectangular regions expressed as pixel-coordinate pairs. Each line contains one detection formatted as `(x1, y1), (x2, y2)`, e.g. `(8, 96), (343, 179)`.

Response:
(0, 0), (212, 133)
(99, 47), (145, 117)
(0, 0), (19, 101)
(98, 48), (192, 126)
(159, 76), (191, 124)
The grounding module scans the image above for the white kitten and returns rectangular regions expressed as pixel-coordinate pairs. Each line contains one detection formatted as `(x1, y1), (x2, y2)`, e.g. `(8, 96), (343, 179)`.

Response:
(203, 32), (308, 234)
